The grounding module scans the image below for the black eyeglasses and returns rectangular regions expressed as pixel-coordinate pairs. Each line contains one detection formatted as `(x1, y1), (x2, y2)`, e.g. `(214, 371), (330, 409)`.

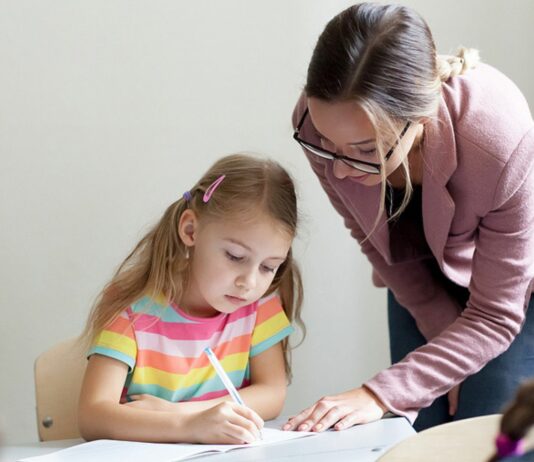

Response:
(293, 108), (411, 175)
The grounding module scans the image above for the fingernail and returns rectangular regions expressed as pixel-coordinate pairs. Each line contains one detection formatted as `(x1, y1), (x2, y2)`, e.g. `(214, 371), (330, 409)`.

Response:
(282, 424), (290, 430)
(315, 424), (323, 431)
(299, 424), (308, 431)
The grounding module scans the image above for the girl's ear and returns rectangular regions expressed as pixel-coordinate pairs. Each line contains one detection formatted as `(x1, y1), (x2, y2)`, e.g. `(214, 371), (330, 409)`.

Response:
(178, 209), (199, 247)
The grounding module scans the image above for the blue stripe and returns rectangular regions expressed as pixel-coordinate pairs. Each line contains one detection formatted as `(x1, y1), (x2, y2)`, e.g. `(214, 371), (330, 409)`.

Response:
(88, 346), (136, 372)
(131, 296), (197, 323)
(250, 325), (294, 357)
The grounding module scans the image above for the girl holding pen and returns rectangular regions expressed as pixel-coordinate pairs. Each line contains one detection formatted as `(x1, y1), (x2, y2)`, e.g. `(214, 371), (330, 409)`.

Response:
(78, 153), (303, 444)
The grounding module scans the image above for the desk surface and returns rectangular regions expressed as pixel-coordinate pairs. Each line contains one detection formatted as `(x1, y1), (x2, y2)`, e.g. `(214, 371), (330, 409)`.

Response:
(0, 417), (414, 462)
(378, 414), (534, 462)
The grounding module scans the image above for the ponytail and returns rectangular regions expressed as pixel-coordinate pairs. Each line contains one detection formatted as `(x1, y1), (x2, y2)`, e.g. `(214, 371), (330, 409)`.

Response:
(267, 248), (305, 381)
(147, 198), (190, 302)
(437, 47), (480, 82)
(81, 197), (191, 348)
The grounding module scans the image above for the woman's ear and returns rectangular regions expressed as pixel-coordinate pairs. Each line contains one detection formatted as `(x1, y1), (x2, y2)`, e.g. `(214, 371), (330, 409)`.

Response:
(178, 209), (198, 247)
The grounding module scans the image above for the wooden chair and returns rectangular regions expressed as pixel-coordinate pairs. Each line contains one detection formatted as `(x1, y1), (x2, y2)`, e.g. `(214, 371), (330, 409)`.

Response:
(377, 414), (534, 462)
(34, 337), (87, 441)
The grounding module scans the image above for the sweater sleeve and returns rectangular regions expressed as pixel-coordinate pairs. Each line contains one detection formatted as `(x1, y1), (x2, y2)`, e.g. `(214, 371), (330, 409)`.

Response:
(366, 128), (534, 422)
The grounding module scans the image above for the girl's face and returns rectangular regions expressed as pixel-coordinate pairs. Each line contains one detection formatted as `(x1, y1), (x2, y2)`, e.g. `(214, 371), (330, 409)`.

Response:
(307, 97), (420, 187)
(179, 211), (292, 317)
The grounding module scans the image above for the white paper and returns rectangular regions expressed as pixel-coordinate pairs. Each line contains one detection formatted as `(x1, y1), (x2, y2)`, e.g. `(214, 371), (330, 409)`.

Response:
(18, 428), (316, 462)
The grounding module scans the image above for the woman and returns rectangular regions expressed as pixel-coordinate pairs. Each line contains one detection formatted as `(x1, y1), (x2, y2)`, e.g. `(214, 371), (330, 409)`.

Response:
(284, 2), (534, 432)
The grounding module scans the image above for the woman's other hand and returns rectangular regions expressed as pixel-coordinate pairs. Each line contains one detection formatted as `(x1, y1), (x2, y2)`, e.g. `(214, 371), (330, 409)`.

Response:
(282, 386), (387, 432)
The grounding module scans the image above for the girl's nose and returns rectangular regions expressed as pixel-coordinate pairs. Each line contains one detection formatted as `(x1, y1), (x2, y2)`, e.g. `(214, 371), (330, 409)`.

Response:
(236, 268), (256, 291)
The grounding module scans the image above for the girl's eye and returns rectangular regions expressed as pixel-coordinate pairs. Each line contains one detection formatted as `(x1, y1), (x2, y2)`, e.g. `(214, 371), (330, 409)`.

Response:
(225, 251), (243, 262)
(261, 265), (276, 273)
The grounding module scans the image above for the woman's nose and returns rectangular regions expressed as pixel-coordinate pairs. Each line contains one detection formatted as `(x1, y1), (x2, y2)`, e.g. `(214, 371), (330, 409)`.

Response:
(332, 159), (352, 179)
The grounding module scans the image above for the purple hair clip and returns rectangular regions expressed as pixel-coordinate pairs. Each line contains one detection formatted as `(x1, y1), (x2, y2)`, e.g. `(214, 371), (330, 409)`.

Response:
(496, 433), (525, 458)
(203, 175), (226, 203)
(183, 191), (192, 202)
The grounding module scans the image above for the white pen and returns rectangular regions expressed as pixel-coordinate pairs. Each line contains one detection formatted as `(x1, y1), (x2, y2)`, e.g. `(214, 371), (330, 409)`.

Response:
(204, 347), (263, 440)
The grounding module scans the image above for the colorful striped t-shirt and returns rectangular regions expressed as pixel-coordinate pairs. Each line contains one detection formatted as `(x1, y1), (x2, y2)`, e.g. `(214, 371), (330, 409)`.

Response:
(88, 292), (293, 402)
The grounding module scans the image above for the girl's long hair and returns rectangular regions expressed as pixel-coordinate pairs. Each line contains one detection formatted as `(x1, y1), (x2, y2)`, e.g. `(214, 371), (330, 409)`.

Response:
(82, 153), (304, 379)
(306, 2), (479, 230)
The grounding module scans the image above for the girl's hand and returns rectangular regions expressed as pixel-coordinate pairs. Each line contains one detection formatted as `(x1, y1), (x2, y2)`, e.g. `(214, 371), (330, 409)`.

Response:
(186, 401), (264, 444)
(448, 384), (461, 416)
(282, 387), (387, 432)
(123, 394), (174, 412)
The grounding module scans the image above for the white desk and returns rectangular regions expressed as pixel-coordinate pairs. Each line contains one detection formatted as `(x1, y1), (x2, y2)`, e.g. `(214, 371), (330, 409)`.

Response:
(0, 417), (414, 462)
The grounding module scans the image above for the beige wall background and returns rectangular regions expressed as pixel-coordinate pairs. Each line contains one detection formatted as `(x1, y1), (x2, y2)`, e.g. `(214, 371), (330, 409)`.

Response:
(1, 0), (533, 444)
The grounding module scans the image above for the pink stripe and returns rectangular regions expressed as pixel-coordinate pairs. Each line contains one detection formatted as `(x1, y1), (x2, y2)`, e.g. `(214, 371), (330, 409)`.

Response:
(189, 379), (251, 402)
(135, 334), (251, 373)
(173, 301), (257, 324)
(134, 307), (256, 341)
(135, 316), (256, 356)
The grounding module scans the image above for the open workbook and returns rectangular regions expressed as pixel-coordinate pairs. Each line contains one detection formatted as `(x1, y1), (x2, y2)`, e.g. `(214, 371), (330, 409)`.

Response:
(19, 428), (316, 462)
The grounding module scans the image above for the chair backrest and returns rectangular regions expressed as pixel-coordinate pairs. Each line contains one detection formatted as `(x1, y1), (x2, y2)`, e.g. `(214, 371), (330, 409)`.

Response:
(34, 337), (87, 441)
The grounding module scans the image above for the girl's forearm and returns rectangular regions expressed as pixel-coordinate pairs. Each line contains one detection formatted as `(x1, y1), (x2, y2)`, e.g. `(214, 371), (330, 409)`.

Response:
(175, 383), (286, 420)
(79, 400), (194, 443)
(238, 383), (286, 419)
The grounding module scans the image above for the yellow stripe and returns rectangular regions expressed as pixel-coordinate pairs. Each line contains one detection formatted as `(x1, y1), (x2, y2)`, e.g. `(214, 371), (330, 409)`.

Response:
(132, 351), (249, 389)
(93, 330), (137, 358)
(251, 311), (289, 346)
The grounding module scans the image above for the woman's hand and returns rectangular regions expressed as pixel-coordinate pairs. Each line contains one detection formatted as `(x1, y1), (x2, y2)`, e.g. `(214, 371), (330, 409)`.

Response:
(282, 387), (387, 432)
(124, 394), (174, 412)
(185, 401), (264, 444)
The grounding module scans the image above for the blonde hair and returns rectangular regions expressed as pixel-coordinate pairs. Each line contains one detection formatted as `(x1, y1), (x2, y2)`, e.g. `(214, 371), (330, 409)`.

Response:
(82, 153), (304, 378)
(305, 3), (480, 230)
(488, 380), (534, 461)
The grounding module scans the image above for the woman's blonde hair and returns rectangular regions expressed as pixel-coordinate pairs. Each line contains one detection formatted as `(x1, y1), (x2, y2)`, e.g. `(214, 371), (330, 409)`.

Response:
(305, 2), (479, 227)
(82, 153), (304, 378)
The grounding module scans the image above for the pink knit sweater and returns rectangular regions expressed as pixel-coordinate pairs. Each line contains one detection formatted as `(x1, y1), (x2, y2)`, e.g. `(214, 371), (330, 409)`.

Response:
(293, 63), (534, 423)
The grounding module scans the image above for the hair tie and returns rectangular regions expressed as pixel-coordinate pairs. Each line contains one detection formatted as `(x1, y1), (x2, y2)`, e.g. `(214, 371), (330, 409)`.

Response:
(203, 175), (226, 203)
(496, 433), (525, 458)
(183, 191), (192, 202)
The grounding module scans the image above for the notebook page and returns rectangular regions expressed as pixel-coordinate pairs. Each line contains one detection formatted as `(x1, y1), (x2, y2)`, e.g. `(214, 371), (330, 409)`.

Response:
(18, 428), (316, 462)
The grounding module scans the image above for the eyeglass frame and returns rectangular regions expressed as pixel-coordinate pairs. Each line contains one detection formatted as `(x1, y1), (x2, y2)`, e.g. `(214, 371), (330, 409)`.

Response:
(293, 107), (412, 175)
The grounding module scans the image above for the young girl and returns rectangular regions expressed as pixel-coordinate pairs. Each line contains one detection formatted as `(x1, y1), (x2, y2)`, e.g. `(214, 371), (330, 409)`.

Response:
(78, 153), (303, 445)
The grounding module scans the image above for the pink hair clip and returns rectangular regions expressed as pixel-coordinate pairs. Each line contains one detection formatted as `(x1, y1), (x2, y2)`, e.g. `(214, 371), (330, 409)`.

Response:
(496, 433), (525, 458)
(203, 175), (226, 203)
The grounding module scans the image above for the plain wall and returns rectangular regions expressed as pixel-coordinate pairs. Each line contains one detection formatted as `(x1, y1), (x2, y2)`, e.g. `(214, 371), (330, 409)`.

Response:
(1, 0), (533, 444)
